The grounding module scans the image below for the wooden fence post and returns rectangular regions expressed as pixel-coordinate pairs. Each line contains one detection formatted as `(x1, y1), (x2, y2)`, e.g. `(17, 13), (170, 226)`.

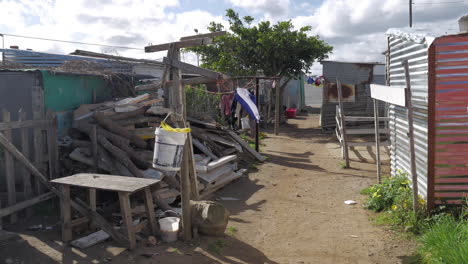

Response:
(373, 99), (381, 183)
(2, 109), (17, 223)
(19, 108), (33, 217)
(402, 60), (419, 213)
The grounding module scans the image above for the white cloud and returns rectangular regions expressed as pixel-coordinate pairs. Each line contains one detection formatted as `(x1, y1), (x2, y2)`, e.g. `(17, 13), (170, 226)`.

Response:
(0, 0), (224, 63)
(226, 0), (290, 17)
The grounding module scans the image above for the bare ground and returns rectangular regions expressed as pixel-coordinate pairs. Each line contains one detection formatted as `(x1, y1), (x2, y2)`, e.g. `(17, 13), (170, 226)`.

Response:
(0, 111), (417, 264)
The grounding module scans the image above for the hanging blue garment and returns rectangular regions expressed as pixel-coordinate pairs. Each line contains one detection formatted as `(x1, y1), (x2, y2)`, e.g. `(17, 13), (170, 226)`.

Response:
(232, 88), (260, 123)
(307, 76), (314, 84)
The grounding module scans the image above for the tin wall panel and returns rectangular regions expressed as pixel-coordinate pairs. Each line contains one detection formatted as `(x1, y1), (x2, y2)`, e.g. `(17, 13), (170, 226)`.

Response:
(388, 35), (429, 198)
(432, 34), (468, 204)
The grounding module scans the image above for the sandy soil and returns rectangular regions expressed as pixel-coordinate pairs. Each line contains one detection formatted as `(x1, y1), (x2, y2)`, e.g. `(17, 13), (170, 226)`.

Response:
(0, 111), (417, 264)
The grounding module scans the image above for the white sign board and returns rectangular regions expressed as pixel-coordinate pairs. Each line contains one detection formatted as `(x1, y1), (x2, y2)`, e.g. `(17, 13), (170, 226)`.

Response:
(370, 84), (406, 107)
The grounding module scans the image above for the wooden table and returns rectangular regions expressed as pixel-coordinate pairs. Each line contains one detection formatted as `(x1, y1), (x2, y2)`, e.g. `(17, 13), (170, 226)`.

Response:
(51, 173), (160, 249)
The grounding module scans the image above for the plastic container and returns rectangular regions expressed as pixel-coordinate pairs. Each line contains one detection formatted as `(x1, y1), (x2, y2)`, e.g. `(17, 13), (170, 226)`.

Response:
(285, 108), (297, 118)
(241, 117), (251, 130)
(159, 217), (180, 242)
(152, 127), (187, 171)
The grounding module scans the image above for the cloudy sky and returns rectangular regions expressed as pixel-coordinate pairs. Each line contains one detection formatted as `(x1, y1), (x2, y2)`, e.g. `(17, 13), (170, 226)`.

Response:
(0, 0), (467, 74)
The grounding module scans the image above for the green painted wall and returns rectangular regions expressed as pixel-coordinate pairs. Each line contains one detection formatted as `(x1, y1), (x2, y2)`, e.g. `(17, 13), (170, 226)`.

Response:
(41, 70), (111, 112)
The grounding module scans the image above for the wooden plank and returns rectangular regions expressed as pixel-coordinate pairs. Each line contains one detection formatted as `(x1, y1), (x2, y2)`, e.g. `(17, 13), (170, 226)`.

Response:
(402, 60), (419, 213)
(60, 185), (72, 242)
(192, 138), (218, 160)
(143, 187), (158, 236)
(274, 80), (280, 135)
(0, 119), (52, 130)
(180, 31), (226, 41)
(345, 116), (390, 122)
(51, 174), (160, 193)
(145, 38), (213, 53)
(0, 192), (55, 218)
(346, 128), (389, 135)
(163, 57), (222, 80)
(46, 111), (59, 179)
(196, 155), (237, 173)
(89, 188), (97, 229)
(200, 169), (247, 198)
(374, 99), (381, 184)
(0, 132), (129, 245)
(187, 124), (200, 200)
(32, 79), (45, 195)
(91, 124), (98, 172)
(2, 109), (17, 223)
(337, 80), (349, 168)
(18, 109), (32, 217)
(227, 131), (265, 162)
(118, 192), (136, 249)
(370, 84), (406, 107)
(183, 76), (216, 86)
(347, 141), (390, 147)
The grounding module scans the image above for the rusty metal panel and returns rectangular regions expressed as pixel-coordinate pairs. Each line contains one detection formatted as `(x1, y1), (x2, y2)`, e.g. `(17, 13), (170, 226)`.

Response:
(432, 33), (468, 205)
(320, 61), (386, 129)
(387, 34), (429, 198)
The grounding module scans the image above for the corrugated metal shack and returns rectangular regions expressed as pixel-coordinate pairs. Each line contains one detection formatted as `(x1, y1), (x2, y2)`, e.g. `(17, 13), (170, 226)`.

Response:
(0, 69), (112, 136)
(320, 61), (386, 130)
(386, 28), (468, 207)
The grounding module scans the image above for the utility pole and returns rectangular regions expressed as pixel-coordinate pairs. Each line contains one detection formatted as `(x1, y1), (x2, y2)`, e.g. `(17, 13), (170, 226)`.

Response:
(409, 0), (413, 27)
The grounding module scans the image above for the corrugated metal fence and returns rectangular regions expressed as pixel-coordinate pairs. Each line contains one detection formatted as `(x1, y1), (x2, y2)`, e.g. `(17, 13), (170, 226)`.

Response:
(431, 34), (468, 204)
(388, 35), (429, 198)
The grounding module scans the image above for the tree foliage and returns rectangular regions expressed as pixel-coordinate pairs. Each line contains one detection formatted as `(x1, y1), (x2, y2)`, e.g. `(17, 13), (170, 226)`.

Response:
(187, 9), (333, 80)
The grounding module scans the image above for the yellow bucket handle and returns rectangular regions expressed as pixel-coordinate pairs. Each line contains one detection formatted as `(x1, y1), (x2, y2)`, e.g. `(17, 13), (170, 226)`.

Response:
(160, 122), (191, 133)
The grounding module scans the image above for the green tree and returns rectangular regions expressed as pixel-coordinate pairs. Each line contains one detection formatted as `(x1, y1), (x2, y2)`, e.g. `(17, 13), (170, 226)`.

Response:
(187, 8), (333, 91)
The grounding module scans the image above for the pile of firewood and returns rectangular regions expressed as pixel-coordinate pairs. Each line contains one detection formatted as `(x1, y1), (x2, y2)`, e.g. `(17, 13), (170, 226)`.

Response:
(67, 93), (264, 208)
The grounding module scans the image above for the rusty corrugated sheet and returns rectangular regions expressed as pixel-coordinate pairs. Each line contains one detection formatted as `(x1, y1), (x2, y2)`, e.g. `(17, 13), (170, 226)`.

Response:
(431, 33), (468, 205)
(387, 33), (429, 198)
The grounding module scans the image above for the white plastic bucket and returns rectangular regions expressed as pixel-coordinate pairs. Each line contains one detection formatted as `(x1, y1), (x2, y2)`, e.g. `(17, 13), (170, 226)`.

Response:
(159, 217), (180, 242)
(241, 117), (250, 130)
(153, 128), (187, 171)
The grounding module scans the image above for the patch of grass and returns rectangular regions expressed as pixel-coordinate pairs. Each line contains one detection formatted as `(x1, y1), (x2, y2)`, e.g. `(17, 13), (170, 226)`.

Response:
(419, 214), (468, 264)
(226, 226), (238, 237)
(207, 239), (229, 255)
(339, 161), (348, 169)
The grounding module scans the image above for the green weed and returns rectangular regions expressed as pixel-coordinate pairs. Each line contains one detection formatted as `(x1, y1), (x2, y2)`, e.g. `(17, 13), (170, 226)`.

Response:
(226, 226), (238, 237)
(339, 161), (348, 169)
(207, 239), (228, 255)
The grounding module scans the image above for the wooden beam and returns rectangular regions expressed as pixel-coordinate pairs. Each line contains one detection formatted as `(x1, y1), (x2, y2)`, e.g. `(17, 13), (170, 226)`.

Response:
(180, 31), (227, 41)
(227, 131), (265, 162)
(182, 76), (216, 86)
(274, 81), (280, 135)
(145, 38), (213, 53)
(402, 60), (419, 213)
(163, 57), (222, 80)
(19, 109), (32, 217)
(0, 192), (55, 218)
(370, 84), (406, 107)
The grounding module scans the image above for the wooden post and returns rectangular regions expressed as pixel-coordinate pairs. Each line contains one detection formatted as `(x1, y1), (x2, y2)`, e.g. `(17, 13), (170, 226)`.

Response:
(255, 78), (260, 152)
(187, 123), (200, 200)
(91, 124), (98, 172)
(274, 80), (280, 135)
(336, 80), (350, 168)
(32, 79), (45, 195)
(373, 99), (381, 183)
(2, 109), (17, 223)
(88, 188), (96, 230)
(171, 48), (192, 241)
(402, 60), (419, 212)
(118, 192), (136, 249)
(143, 187), (158, 236)
(19, 108), (33, 217)
(60, 185), (72, 242)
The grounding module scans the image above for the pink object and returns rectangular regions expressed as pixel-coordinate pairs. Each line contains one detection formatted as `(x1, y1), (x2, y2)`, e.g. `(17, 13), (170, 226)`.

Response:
(285, 108), (297, 118)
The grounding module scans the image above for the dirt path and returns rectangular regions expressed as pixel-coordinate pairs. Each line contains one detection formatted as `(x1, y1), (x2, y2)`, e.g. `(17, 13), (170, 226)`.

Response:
(0, 111), (416, 264)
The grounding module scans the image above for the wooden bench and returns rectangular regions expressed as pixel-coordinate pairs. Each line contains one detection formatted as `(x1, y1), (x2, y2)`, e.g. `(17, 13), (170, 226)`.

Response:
(51, 173), (160, 249)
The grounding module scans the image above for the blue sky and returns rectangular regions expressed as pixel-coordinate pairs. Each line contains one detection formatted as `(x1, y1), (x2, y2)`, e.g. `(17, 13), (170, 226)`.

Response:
(0, 0), (467, 74)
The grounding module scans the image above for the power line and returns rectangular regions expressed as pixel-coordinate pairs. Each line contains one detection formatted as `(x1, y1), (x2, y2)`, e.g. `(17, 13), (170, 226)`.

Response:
(0, 32), (143, 50)
(413, 1), (466, 4)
